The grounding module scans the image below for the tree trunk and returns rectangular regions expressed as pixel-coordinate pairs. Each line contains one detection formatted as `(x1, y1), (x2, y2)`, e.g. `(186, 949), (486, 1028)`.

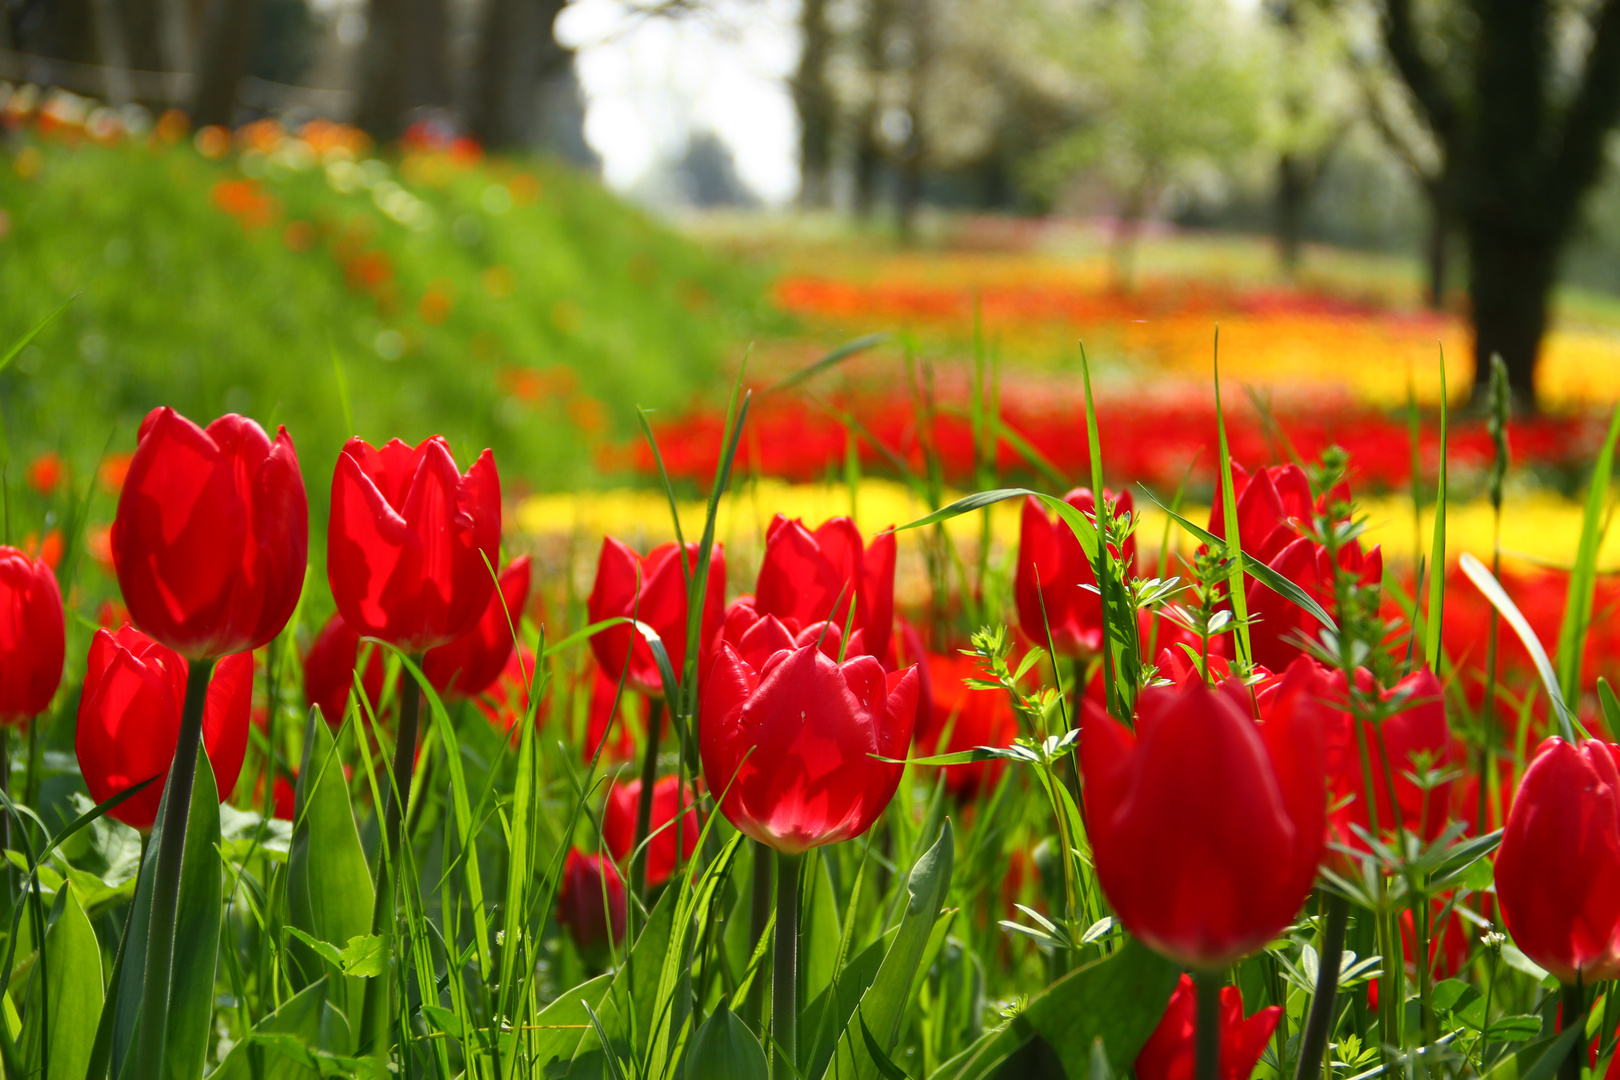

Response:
(1466, 219), (1558, 411)
(402, 0), (450, 115)
(192, 0), (259, 125)
(1424, 183), (1450, 311)
(1275, 151), (1307, 278)
(356, 0), (406, 139)
(470, 0), (568, 148)
(793, 0), (835, 207)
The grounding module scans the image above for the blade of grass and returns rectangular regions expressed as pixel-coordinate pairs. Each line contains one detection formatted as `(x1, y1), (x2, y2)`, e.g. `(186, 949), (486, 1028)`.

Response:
(768, 332), (890, 394)
(1424, 345), (1449, 668)
(1459, 552), (1584, 742)
(1211, 329), (1253, 667)
(1554, 400), (1620, 709)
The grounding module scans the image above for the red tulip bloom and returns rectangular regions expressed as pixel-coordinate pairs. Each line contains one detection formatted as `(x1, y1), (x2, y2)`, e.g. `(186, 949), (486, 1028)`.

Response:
(1495, 737), (1620, 984)
(424, 555), (531, 699)
(303, 612), (387, 728)
(555, 849), (627, 955)
(586, 538), (724, 696)
(1207, 464), (1380, 672)
(916, 651), (1019, 799)
(112, 408), (307, 659)
(711, 597), (845, 670)
(1080, 657), (1327, 968)
(602, 776), (701, 888)
(1016, 488), (1136, 658)
(328, 436), (501, 653)
(1136, 974), (1282, 1080)
(700, 643), (919, 854)
(75, 626), (254, 830)
(752, 515), (896, 663)
(1317, 666), (1453, 862)
(0, 547), (64, 723)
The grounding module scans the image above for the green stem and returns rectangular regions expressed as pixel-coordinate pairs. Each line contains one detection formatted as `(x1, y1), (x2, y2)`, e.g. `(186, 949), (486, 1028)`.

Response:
(1294, 894), (1351, 1080)
(631, 698), (665, 903)
(1561, 982), (1586, 1080)
(131, 657), (215, 1080)
(24, 712), (38, 808)
(743, 841), (773, 1034)
(359, 656), (424, 1054)
(773, 851), (803, 1079)
(1195, 969), (1222, 1080)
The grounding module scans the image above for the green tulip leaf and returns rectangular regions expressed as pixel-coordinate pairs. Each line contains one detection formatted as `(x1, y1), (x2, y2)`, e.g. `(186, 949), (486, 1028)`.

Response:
(685, 1003), (770, 1080)
(20, 888), (102, 1080)
(211, 976), (357, 1080)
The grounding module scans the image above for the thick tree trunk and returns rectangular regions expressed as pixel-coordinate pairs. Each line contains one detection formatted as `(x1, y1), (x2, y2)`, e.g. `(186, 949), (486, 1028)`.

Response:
(1424, 187), (1450, 311)
(793, 0), (835, 206)
(1466, 220), (1558, 411)
(356, 0), (405, 138)
(192, 0), (259, 125)
(470, 0), (568, 148)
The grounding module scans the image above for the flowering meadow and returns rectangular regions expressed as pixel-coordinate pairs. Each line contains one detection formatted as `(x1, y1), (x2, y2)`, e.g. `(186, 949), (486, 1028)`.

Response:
(10, 92), (1620, 1080)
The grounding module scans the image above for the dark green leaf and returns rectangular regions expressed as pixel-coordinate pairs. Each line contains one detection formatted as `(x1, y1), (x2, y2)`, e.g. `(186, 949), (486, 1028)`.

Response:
(686, 1004), (770, 1080)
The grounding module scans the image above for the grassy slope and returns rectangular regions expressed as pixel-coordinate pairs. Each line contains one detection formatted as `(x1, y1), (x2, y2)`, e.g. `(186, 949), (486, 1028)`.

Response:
(0, 135), (781, 513)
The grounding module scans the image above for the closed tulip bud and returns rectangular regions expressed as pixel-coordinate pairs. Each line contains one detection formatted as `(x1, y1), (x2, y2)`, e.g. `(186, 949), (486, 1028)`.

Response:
(753, 515), (896, 662)
(700, 642), (919, 854)
(0, 547), (64, 722)
(586, 538), (724, 696)
(1016, 488), (1135, 658)
(75, 626), (254, 830)
(602, 776), (701, 888)
(111, 408), (308, 659)
(1495, 737), (1620, 984)
(424, 555), (531, 699)
(916, 651), (1019, 800)
(303, 612), (387, 728)
(555, 848), (627, 956)
(1080, 657), (1327, 968)
(328, 436), (501, 653)
(1136, 974), (1282, 1080)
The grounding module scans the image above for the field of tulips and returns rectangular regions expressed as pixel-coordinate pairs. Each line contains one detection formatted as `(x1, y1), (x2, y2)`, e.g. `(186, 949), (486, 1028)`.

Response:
(13, 86), (1620, 1080)
(0, 316), (1617, 1080)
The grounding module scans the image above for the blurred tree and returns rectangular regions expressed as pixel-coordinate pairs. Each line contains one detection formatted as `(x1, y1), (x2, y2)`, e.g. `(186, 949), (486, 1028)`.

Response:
(193, 0), (260, 126)
(356, 0), (450, 140)
(1374, 0), (1620, 407)
(795, 0), (836, 205)
(1023, 0), (1263, 289)
(1263, 0), (1353, 277)
(469, 0), (571, 148)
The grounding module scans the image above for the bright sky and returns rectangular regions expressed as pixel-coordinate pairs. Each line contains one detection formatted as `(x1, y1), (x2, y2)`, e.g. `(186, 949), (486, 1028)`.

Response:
(556, 0), (803, 205)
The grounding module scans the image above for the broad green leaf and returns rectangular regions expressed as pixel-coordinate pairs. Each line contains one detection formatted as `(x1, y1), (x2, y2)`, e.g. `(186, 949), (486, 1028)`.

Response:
(685, 1004), (769, 1080)
(803, 930), (899, 1080)
(20, 888), (102, 1080)
(1481, 1013), (1587, 1080)
(112, 743), (223, 1080)
(288, 704), (374, 1018)
(1430, 830), (1503, 889)
(830, 820), (954, 1080)
(523, 973), (612, 1076)
(340, 934), (385, 978)
(935, 938), (1180, 1080)
(803, 851), (843, 1007)
(211, 976), (356, 1080)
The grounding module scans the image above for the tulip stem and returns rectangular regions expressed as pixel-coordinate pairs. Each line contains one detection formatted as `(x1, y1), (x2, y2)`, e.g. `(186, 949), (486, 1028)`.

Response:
(773, 851), (803, 1080)
(132, 657), (214, 1080)
(360, 656), (424, 1055)
(1560, 982), (1585, 1080)
(631, 698), (664, 903)
(1294, 893), (1350, 1080)
(743, 841), (773, 1033)
(1194, 969), (1222, 1080)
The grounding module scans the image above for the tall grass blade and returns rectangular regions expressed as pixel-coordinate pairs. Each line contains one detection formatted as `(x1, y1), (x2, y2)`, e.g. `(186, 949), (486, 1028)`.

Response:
(1459, 553), (1583, 741)
(768, 333), (890, 394)
(1211, 331), (1253, 666)
(1424, 346), (1449, 668)
(1554, 401), (1620, 708)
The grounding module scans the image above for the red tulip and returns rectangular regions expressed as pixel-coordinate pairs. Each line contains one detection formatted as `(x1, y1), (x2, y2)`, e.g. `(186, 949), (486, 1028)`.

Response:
(75, 626), (254, 829)
(1016, 488), (1135, 658)
(1136, 973), (1282, 1080)
(602, 776), (701, 888)
(555, 849), (627, 955)
(1207, 463), (1317, 564)
(700, 642), (919, 853)
(475, 645), (539, 735)
(111, 408), (307, 659)
(424, 555), (531, 699)
(272, 775), (296, 822)
(328, 436), (501, 653)
(1080, 657), (1327, 968)
(1495, 737), (1620, 983)
(916, 651), (1019, 799)
(1316, 665), (1453, 862)
(0, 547), (63, 722)
(711, 597), (845, 670)
(303, 612), (387, 727)
(752, 515), (896, 663)
(586, 538), (724, 696)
